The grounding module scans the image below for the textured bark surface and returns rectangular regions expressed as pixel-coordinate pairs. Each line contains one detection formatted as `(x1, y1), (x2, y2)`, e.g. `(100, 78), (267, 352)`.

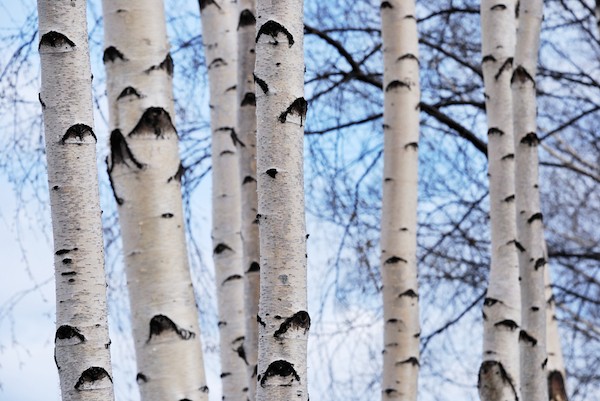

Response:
(199, 1), (247, 400)
(37, 1), (114, 400)
(544, 261), (568, 401)
(255, 1), (309, 400)
(511, 2), (548, 401)
(103, 1), (208, 400)
(380, 1), (421, 400)
(478, 2), (520, 400)
(236, 0), (260, 399)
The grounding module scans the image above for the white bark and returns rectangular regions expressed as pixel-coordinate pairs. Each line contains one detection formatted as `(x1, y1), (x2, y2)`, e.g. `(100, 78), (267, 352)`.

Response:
(236, 0), (260, 399)
(595, 1), (600, 37)
(545, 260), (569, 401)
(199, 1), (247, 400)
(102, 1), (208, 400)
(255, 1), (309, 400)
(512, 2), (548, 401)
(37, 1), (114, 400)
(380, 1), (421, 400)
(478, 2), (520, 400)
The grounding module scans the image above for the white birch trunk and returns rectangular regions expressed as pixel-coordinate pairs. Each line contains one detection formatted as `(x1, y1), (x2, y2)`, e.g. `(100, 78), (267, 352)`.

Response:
(255, 1), (309, 400)
(199, 1), (247, 400)
(37, 1), (114, 400)
(102, 1), (208, 400)
(478, 2), (521, 400)
(236, 0), (261, 399)
(512, 2), (548, 401)
(544, 259), (568, 401)
(595, 1), (600, 37)
(380, 1), (421, 399)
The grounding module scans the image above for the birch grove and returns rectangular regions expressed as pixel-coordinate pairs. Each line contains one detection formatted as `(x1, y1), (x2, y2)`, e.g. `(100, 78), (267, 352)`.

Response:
(37, 1), (115, 399)
(236, 0), (261, 398)
(380, 1), (421, 399)
(478, 2), (520, 400)
(102, 1), (208, 399)
(511, 1), (548, 400)
(198, 1), (247, 399)
(254, 1), (310, 400)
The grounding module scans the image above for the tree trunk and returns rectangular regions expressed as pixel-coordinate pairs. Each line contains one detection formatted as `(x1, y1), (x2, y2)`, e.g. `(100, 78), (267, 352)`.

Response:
(102, 1), (208, 400)
(236, 0), (260, 399)
(478, 2), (520, 400)
(544, 257), (568, 401)
(37, 1), (114, 400)
(254, 1), (309, 400)
(198, 1), (247, 400)
(512, 2), (548, 401)
(380, 1), (421, 399)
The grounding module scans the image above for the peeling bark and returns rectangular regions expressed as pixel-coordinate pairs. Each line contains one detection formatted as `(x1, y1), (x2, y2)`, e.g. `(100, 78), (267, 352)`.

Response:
(255, 1), (308, 400)
(37, 1), (114, 400)
(380, 1), (421, 399)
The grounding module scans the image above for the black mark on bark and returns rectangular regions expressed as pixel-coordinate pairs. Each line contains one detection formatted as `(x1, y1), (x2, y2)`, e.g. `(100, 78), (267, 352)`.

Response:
(62, 124), (96, 144)
(61, 271), (76, 276)
(55, 248), (77, 256)
(478, 361), (518, 400)
(397, 53), (419, 65)
(385, 80), (412, 92)
(504, 194), (515, 202)
(200, 385), (209, 393)
(534, 258), (546, 270)
(507, 240), (525, 252)
(56, 325), (85, 343)
(38, 93), (46, 109)
(161, 213), (174, 218)
(385, 256), (407, 264)
(260, 360), (300, 387)
(381, 1), (393, 8)
(257, 315), (266, 327)
(222, 274), (242, 285)
(243, 176), (256, 184)
(491, 4), (507, 10)
(398, 289), (418, 299)
(519, 330), (537, 346)
(266, 168), (278, 178)
(527, 212), (543, 224)
(248, 262), (260, 272)
(130, 107), (176, 138)
(254, 74), (269, 93)
(279, 97), (308, 125)
(404, 142), (418, 150)
(74, 367), (112, 390)
(502, 153), (514, 160)
(236, 343), (249, 365)
(512, 65), (535, 86)
(147, 315), (195, 342)
(145, 53), (174, 76)
(216, 127), (246, 147)
(520, 132), (539, 146)
(482, 55), (496, 64)
(238, 9), (256, 29)
(484, 297), (501, 307)
(62, 258), (73, 265)
(488, 127), (504, 136)
(274, 311), (311, 338)
(208, 57), (227, 70)
(256, 20), (294, 47)
(241, 92), (256, 106)
(103, 46), (126, 63)
(214, 243), (233, 254)
(168, 163), (186, 183)
(39, 31), (75, 50)
(548, 370), (568, 401)
(117, 86), (142, 100)
(396, 357), (419, 367)
(494, 57), (513, 81)
(218, 321), (227, 327)
(220, 372), (231, 378)
(199, 0), (221, 11)
(495, 320), (519, 330)
(136, 373), (148, 383)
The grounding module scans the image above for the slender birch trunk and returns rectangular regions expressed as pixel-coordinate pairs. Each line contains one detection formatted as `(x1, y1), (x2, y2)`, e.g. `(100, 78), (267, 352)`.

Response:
(544, 258), (568, 401)
(512, 2), (548, 401)
(380, 1), (421, 399)
(236, 0), (261, 399)
(37, 1), (114, 400)
(102, 1), (208, 400)
(478, 2), (520, 400)
(199, 1), (247, 399)
(255, 1), (309, 400)
(595, 1), (600, 37)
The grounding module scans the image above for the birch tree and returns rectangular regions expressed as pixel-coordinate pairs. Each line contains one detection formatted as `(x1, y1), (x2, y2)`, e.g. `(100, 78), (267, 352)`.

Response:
(37, 1), (114, 400)
(545, 263), (568, 401)
(379, 1), (421, 399)
(102, 1), (208, 400)
(511, 2), (548, 400)
(236, 0), (261, 398)
(478, 2), (520, 400)
(255, 1), (310, 400)
(198, 1), (247, 399)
